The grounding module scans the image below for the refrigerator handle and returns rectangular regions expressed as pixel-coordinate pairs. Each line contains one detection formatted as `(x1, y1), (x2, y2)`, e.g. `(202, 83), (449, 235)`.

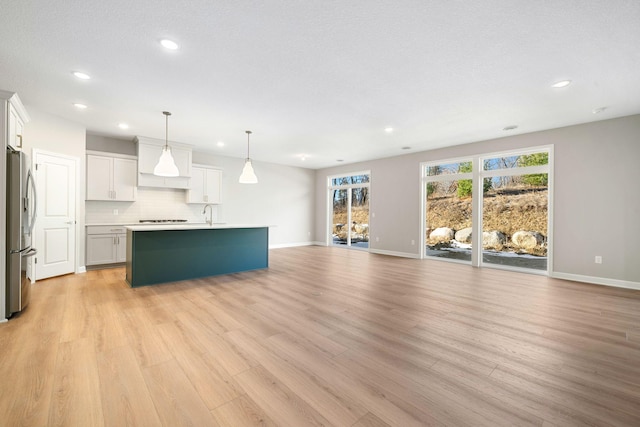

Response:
(26, 168), (37, 234)
(23, 248), (37, 258)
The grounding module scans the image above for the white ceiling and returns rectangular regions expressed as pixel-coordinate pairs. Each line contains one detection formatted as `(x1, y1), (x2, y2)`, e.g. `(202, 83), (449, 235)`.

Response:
(1, 1), (639, 169)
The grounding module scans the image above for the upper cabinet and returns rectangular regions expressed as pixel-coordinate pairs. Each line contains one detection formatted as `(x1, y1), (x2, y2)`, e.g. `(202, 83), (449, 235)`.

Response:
(8, 103), (25, 151)
(135, 136), (192, 189)
(1, 90), (29, 152)
(187, 165), (222, 204)
(86, 152), (137, 201)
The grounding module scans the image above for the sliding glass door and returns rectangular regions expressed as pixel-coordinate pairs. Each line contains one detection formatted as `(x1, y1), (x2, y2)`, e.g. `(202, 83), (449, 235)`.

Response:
(329, 172), (370, 249)
(424, 161), (473, 263)
(481, 152), (549, 271)
(422, 147), (551, 274)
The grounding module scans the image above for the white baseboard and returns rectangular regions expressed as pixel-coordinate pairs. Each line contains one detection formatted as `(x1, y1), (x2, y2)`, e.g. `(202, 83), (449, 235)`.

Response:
(552, 272), (640, 291)
(269, 242), (421, 260)
(369, 248), (421, 259)
(77, 266), (87, 274)
(269, 241), (315, 249)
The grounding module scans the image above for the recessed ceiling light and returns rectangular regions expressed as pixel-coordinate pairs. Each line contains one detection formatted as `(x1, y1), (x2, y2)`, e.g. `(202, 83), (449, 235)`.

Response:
(401, 146), (411, 150)
(217, 141), (225, 147)
(160, 39), (179, 50)
(592, 107), (608, 114)
(503, 125), (518, 131)
(73, 71), (91, 80)
(551, 80), (571, 88)
(336, 159), (344, 162)
(118, 123), (129, 129)
(73, 103), (87, 109)
(384, 127), (394, 133)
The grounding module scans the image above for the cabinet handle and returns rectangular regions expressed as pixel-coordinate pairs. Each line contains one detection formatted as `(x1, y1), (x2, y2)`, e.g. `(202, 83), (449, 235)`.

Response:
(17, 134), (23, 148)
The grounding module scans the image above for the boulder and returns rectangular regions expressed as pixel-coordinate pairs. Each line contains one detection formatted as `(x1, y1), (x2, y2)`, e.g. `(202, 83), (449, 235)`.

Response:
(335, 222), (370, 242)
(482, 230), (506, 250)
(512, 231), (544, 249)
(352, 222), (369, 242)
(455, 227), (473, 243)
(353, 223), (369, 234)
(429, 227), (454, 243)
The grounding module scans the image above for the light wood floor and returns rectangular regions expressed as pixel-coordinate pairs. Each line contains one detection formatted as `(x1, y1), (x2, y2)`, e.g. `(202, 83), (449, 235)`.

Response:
(2, 246), (640, 426)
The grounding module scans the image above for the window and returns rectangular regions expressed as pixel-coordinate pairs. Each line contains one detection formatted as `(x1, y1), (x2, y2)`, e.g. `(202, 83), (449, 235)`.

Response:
(480, 150), (550, 271)
(328, 172), (370, 249)
(422, 147), (552, 274)
(423, 159), (474, 263)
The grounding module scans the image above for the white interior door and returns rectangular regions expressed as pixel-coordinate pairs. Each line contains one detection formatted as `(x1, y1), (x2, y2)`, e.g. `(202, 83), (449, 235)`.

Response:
(32, 151), (77, 280)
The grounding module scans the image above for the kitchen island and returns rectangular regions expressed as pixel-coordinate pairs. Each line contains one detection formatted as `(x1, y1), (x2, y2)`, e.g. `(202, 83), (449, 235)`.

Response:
(125, 224), (269, 287)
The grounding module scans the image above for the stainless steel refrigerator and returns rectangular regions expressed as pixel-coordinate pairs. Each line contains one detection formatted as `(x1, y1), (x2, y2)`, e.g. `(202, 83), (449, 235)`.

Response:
(6, 146), (37, 317)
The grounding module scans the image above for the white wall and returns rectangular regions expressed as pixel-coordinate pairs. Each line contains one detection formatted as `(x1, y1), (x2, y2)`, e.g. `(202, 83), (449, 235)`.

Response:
(22, 108), (87, 273)
(86, 133), (136, 155)
(315, 114), (640, 288)
(193, 152), (316, 247)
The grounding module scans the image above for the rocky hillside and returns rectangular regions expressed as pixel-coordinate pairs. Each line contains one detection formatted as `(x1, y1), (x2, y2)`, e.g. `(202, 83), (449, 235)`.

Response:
(331, 187), (548, 252)
(332, 208), (370, 226)
(427, 188), (548, 236)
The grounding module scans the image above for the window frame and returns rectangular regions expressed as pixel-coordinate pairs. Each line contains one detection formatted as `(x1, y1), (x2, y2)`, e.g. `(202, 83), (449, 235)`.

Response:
(421, 156), (474, 265)
(327, 170), (371, 248)
(420, 145), (553, 275)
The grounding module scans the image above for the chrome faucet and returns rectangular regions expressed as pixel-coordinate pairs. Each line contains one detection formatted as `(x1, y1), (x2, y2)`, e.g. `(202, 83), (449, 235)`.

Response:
(202, 204), (214, 226)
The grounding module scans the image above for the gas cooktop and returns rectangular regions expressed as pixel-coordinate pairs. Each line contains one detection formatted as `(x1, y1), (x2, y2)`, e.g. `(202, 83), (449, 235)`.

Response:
(139, 219), (188, 224)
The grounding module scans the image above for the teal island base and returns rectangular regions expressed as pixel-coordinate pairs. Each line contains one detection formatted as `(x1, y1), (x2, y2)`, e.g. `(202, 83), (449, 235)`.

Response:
(125, 226), (269, 287)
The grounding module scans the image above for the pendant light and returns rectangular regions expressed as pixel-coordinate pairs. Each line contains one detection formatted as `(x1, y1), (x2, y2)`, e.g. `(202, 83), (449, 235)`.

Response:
(153, 111), (179, 177)
(239, 130), (258, 184)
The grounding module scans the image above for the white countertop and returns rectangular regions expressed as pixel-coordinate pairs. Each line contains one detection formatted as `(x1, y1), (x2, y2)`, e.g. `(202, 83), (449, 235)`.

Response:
(125, 223), (272, 231)
(86, 223), (141, 227)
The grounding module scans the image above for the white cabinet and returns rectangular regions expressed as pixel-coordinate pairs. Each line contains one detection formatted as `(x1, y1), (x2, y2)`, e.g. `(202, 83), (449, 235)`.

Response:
(1, 91), (29, 152)
(8, 103), (25, 151)
(135, 137), (192, 189)
(86, 152), (137, 201)
(86, 226), (127, 265)
(187, 165), (222, 204)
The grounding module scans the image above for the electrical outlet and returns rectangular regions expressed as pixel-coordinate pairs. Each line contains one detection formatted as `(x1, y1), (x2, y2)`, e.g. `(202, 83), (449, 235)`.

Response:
(411, 240), (415, 245)
(595, 256), (602, 264)
(376, 236), (380, 242)
(113, 209), (119, 215)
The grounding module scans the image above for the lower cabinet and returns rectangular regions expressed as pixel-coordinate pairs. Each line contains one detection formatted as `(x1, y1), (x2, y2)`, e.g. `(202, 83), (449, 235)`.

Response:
(86, 226), (127, 266)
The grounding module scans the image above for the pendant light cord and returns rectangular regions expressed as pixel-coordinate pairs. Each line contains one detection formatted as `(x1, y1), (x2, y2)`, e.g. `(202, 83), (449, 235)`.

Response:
(163, 111), (171, 149)
(246, 130), (252, 160)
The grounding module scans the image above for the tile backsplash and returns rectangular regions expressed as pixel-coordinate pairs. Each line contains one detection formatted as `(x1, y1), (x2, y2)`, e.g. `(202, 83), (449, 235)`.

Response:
(86, 187), (220, 224)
